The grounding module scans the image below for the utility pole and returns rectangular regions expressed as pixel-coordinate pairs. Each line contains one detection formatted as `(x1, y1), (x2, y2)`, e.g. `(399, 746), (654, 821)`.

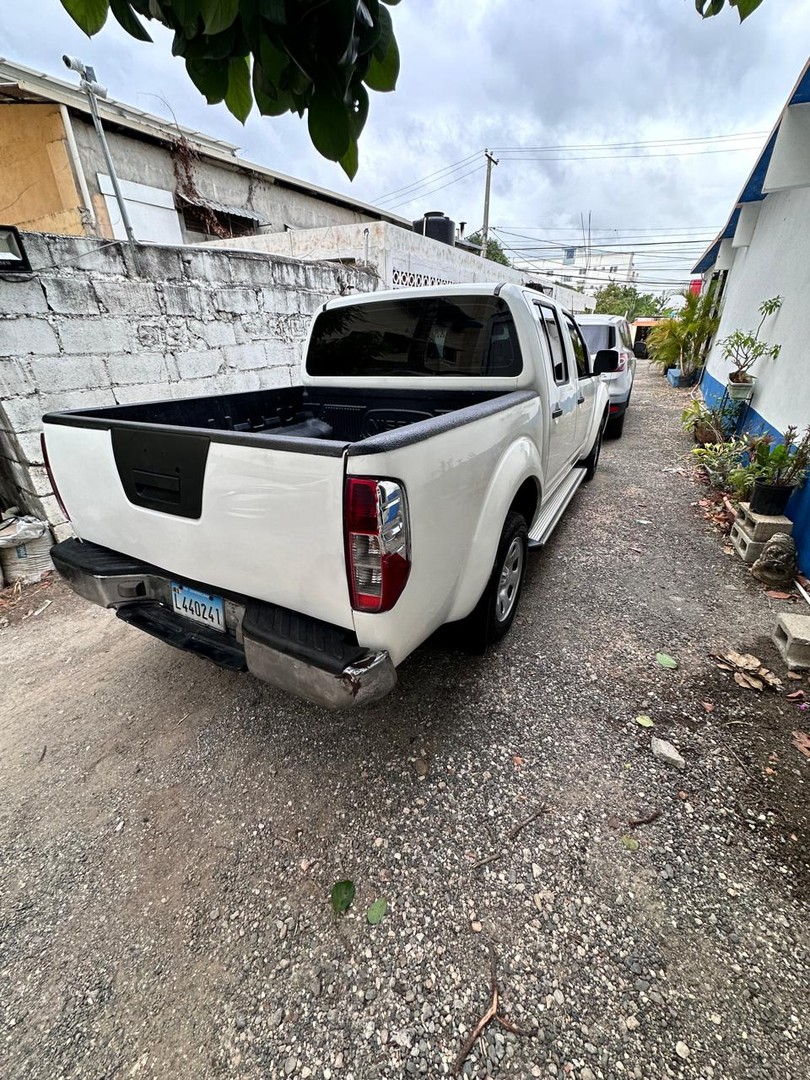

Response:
(480, 150), (499, 258)
(62, 55), (141, 273)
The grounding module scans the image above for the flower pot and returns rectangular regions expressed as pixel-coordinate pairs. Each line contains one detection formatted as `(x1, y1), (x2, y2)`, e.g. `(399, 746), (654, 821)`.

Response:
(694, 420), (720, 446)
(666, 368), (698, 388)
(727, 376), (756, 401)
(749, 480), (794, 516)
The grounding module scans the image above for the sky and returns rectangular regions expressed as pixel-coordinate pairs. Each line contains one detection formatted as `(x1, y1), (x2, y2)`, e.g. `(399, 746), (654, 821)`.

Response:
(2, 0), (809, 294)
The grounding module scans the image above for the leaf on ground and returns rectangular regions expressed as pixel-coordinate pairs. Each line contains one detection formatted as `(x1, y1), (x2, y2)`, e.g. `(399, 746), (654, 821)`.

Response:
(757, 668), (783, 691)
(702, 701), (715, 713)
(734, 671), (764, 691)
(621, 835), (640, 851)
(792, 731), (810, 758)
(331, 880), (356, 915)
(367, 898), (388, 925)
(512, 754), (525, 768)
(787, 671), (803, 680)
(787, 690), (806, 700)
(766, 590), (793, 600)
(727, 650), (761, 670)
(656, 653), (678, 669)
(635, 715), (654, 728)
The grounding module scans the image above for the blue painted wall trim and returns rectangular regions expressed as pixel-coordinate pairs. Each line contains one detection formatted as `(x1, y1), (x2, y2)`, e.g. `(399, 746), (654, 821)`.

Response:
(700, 369), (809, 573)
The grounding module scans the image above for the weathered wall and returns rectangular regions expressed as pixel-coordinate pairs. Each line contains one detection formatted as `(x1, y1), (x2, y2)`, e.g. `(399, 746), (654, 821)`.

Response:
(0, 232), (376, 540)
(206, 221), (596, 313)
(0, 104), (85, 235)
(69, 115), (388, 243)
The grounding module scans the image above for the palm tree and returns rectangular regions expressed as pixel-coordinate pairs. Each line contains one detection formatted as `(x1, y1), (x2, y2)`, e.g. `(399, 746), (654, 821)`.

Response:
(647, 289), (720, 376)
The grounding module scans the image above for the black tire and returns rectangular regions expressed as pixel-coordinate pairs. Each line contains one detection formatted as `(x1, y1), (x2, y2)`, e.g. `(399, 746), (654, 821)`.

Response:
(581, 427), (602, 481)
(605, 412), (625, 439)
(461, 511), (528, 654)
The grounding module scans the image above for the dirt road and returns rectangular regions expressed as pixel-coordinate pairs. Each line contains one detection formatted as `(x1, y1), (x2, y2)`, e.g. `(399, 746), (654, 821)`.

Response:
(1, 365), (807, 1079)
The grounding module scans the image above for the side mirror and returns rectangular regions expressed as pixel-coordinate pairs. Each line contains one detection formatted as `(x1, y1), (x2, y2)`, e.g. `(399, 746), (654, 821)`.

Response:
(633, 340), (648, 360)
(593, 349), (620, 375)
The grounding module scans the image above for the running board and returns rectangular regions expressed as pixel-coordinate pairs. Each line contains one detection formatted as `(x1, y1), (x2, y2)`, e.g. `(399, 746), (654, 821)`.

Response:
(528, 468), (586, 548)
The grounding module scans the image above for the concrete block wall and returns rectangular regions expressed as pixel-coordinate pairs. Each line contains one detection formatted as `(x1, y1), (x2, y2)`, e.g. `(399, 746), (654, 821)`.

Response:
(0, 232), (376, 542)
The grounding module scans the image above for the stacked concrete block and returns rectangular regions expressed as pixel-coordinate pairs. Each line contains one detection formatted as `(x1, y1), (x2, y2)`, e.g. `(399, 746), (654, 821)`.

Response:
(730, 502), (794, 565)
(0, 231), (377, 540)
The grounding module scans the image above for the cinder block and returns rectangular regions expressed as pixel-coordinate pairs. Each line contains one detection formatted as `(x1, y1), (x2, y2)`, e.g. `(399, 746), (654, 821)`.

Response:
(136, 246), (185, 281)
(53, 521), (76, 543)
(2, 395), (46, 433)
(28, 355), (108, 393)
(25, 465), (53, 498)
(95, 280), (159, 316)
(174, 348), (224, 380)
(0, 317), (59, 357)
(113, 382), (173, 405)
(223, 342), (268, 371)
(43, 277), (100, 315)
(160, 284), (204, 318)
(40, 388), (114, 417)
(46, 236), (126, 276)
(773, 613), (810, 670)
(214, 287), (260, 314)
(38, 493), (66, 527)
(1, 278), (48, 315)
(59, 317), (132, 355)
(14, 431), (45, 466)
(107, 352), (177, 386)
(730, 521), (766, 564)
(182, 250), (233, 284)
(136, 320), (188, 351)
(736, 503), (793, 542)
(0, 358), (33, 398)
(187, 318), (237, 348)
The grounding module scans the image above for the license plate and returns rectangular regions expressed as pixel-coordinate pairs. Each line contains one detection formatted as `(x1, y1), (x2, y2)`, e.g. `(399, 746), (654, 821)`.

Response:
(171, 583), (225, 633)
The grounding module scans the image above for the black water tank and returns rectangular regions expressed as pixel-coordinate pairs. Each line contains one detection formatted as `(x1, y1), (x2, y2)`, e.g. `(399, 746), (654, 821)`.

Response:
(412, 211), (456, 246)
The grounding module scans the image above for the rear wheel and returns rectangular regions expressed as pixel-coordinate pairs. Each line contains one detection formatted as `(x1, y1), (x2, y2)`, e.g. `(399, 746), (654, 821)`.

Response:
(462, 511), (528, 654)
(606, 412), (626, 439)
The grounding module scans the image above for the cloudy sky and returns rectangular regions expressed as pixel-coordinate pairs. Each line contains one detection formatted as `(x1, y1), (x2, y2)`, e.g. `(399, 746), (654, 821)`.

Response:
(2, 0), (809, 292)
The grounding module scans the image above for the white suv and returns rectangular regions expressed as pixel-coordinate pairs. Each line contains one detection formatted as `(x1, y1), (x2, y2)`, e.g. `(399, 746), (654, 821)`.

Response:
(577, 314), (636, 438)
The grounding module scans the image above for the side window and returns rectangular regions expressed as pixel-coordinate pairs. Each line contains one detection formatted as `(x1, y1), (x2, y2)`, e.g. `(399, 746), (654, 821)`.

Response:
(564, 315), (590, 378)
(535, 303), (569, 385)
(620, 321), (633, 350)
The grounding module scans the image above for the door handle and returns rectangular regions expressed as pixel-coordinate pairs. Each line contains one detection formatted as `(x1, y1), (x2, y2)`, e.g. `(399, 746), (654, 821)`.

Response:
(577, 395), (585, 405)
(552, 406), (563, 419)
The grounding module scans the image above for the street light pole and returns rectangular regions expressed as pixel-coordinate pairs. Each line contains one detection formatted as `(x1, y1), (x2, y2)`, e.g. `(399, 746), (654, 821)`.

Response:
(62, 56), (141, 272)
(480, 150), (499, 259)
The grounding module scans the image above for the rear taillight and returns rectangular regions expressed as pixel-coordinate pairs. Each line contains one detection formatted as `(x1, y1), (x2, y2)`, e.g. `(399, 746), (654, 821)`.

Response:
(40, 432), (70, 521)
(345, 478), (410, 612)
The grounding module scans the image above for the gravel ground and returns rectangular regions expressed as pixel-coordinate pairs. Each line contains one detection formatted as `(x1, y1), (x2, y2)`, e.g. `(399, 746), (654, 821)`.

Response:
(1, 364), (808, 1080)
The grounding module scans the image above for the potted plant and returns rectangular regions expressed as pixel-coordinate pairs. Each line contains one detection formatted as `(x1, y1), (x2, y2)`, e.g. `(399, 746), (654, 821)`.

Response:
(720, 296), (782, 400)
(647, 289), (719, 388)
(746, 426), (810, 515)
(681, 397), (741, 445)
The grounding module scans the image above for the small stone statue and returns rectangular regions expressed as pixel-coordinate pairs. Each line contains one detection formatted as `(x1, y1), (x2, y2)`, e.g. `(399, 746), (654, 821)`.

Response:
(751, 532), (798, 586)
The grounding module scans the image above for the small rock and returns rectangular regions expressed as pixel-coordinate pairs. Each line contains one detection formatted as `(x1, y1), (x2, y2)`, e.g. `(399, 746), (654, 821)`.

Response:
(651, 736), (685, 771)
(581, 1069), (595, 1080)
(675, 1041), (690, 1060)
(235, 1015), (247, 1031)
(471, 921), (483, 933)
(626, 1016), (639, 1031)
(553, 989), (564, 1006)
(284, 1057), (298, 1076)
(414, 758), (429, 777)
(209, 908), (220, 920)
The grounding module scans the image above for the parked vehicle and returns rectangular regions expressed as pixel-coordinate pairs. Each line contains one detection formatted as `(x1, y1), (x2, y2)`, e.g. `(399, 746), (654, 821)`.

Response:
(43, 285), (612, 709)
(576, 314), (636, 437)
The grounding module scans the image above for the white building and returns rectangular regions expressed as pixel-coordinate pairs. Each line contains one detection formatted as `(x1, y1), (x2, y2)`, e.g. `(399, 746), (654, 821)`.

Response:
(514, 247), (638, 290)
(206, 220), (596, 313)
(693, 58), (810, 572)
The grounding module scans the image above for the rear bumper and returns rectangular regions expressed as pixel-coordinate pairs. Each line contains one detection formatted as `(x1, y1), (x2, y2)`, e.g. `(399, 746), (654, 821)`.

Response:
(51, 539), (396, 710)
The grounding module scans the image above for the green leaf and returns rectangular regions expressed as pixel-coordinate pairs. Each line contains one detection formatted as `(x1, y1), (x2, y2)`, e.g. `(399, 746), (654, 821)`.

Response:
(225, 56), (253, 122)
(307, 89), (351, 162)
(656, 653), (678, 670)
(109, 0), (152, 41)
(349, 83), (369, 139)
(621, 835), (640, 852)
(60, 0), (110, 35)
(734, 0), (764, 19)
(199, 0), (239, 36)
(331, 879), (356, 915)
(364, 6), (399, 91)
(258, 0), (287, 22)
(366, 898), (388, 925)
(186, 57), (229, 104)
(635, 715), (654, 728)
(339, 136), (359, 180)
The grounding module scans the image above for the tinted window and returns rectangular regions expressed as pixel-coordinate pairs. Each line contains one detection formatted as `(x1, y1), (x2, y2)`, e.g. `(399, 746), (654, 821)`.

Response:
(619, 321), (632, 349)
(578, 323), (615, 354)
(565, 315), (591, 378)
(535, 304), (568, 385)
(307, 295), (522, 377)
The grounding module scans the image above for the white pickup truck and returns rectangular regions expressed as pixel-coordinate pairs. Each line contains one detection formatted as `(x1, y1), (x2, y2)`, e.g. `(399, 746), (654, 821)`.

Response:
(43, 284), (616, 708)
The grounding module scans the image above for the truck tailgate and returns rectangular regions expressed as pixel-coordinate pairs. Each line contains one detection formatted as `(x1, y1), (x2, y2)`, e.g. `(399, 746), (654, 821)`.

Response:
(43, 421), (354, 630)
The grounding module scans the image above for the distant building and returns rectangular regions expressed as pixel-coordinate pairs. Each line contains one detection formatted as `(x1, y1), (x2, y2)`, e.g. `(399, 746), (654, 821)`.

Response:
(513, 247), (638, 290)
(0, 57), (411, 245)
(692, 58), (810, 572)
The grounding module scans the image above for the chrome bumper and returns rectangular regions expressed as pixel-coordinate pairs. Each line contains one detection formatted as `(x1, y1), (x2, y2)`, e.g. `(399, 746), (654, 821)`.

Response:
(52, 541), (397, 710)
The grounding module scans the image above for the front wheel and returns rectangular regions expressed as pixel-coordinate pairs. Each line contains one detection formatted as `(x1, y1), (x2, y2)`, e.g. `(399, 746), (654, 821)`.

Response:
(461, 511), (528, 654)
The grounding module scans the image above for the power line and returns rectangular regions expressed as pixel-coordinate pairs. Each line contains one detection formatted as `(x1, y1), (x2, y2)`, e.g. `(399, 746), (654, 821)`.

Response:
(374, 152), (482, 204)
(384, 164), (487, 211)
(491, 146), (761, 162)
(490, 130), (767, 152)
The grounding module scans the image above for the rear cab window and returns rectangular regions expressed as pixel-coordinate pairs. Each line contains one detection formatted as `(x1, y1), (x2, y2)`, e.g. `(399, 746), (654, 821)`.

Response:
(579, 322), (616, 355)
(534, 302), (569, 385)
(307, 295), (523, 377)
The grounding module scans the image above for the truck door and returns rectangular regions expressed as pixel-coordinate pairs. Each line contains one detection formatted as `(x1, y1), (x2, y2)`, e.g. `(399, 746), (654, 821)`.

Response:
(533, 302), (580, 488)
(563, 313), (597, 452)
